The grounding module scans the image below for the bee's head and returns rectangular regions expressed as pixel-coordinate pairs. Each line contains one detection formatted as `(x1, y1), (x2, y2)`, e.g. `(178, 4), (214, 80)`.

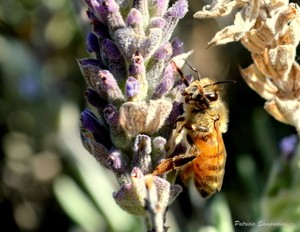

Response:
(182, 78), (220, 110)
(170, 60), (235, 110)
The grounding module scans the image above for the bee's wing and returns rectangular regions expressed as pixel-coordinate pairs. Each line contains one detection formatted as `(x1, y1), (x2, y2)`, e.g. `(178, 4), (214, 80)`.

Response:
(216, 126), (226, 191)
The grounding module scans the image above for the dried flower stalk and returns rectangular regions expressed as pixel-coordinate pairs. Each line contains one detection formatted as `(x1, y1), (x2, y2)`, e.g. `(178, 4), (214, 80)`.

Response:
(194, 0), (300, 135)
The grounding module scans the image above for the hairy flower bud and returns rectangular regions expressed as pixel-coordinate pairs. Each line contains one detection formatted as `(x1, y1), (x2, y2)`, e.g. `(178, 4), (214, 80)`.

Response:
(148, 17), (166, 29)
(162, 0), (188, 42)
(127, 8), (144, 36)
(151, 62), (175, 99)
(98, 70), (124, 104)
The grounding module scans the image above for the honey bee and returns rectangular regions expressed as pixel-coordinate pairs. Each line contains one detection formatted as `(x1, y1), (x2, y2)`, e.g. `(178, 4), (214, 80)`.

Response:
(153, 61), (233, 198)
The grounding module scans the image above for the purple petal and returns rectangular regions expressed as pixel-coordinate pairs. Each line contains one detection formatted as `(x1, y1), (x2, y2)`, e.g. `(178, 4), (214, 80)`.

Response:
(86, 32), (100, 53)
(126, 76), (140, 98)
(80, 109), (102, 133)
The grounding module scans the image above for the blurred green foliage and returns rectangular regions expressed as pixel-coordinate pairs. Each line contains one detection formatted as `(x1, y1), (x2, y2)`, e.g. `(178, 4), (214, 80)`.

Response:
(0, 0), (299, 232)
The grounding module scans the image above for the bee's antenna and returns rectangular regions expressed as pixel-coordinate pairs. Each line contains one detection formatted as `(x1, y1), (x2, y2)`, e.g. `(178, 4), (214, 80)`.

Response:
(183, 59), (201, 81)
(203, 80), (236, 88)
(171, 60), (189, 87)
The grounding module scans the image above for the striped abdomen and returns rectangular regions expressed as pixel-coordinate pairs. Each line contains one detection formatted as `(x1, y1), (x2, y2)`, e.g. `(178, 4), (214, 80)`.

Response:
(191, 131), (226, 198)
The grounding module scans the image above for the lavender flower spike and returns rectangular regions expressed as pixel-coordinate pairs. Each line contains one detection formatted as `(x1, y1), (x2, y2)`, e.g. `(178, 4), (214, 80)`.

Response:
(79, 0), (190, 230)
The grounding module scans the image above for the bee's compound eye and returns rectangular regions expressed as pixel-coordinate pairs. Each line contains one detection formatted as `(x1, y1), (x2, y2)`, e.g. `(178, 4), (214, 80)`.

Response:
(205, 93), (218, 101)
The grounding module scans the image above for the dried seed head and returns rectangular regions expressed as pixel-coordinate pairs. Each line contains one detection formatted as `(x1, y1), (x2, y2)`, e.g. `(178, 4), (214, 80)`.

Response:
(195, 0), (300, 134)
(119, 100), (173, 137)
